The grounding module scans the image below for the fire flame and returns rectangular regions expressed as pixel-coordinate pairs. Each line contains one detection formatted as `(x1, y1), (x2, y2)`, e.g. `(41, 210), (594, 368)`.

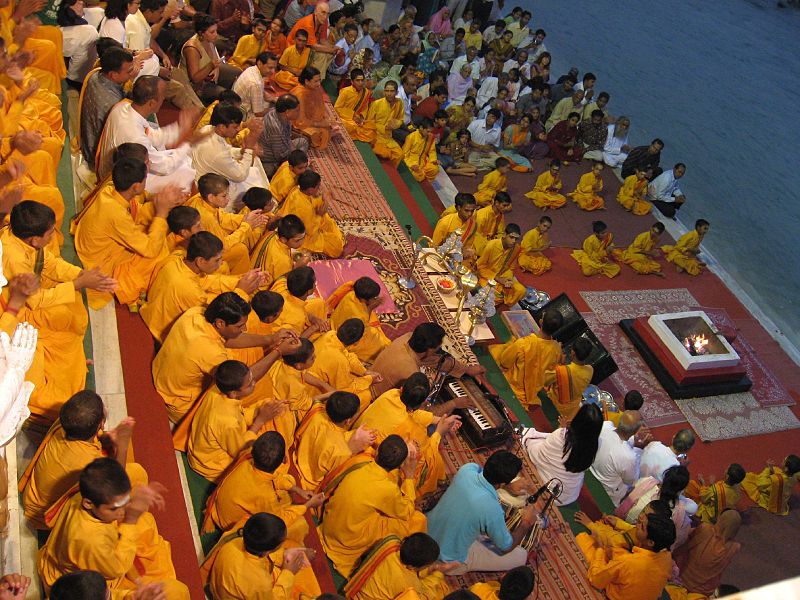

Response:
(683, 334), (710, 356)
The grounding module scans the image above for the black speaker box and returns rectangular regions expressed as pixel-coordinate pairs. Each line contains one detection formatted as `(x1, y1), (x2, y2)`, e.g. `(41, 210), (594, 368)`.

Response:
(529, 292), (585, 343)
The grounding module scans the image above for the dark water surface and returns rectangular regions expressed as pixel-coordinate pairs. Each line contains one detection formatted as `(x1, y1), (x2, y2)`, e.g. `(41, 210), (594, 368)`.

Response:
(523, 0), (800, 350)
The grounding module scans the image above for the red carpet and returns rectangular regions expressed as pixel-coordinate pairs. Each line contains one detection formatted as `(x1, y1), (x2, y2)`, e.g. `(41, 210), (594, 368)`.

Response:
(113, 304), (205, 599)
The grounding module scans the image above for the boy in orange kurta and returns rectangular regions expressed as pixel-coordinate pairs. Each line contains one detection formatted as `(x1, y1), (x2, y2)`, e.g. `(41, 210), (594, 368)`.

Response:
(525, 159), (566, 209)
(279, 170), (344, 257)
(334, 68), (375, 143)
(274, 30), (310, 91)
(402, 119), (439, 183)
(328, 276), (391, 364)
(37, 458), (189, 599)
(269, 149), (308, 206)
(473, 157), (511, 207)
(569, 161), (605, 211)
(519, 216), (553, 275)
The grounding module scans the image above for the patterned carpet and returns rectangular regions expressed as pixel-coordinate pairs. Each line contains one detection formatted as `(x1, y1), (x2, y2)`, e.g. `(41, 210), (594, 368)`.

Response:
(579, 289), (798, 438)
(437, 434), (604, 600)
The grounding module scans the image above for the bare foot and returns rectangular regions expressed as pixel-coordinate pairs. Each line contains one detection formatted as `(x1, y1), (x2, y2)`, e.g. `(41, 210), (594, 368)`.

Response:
(654, 271), (666, 278)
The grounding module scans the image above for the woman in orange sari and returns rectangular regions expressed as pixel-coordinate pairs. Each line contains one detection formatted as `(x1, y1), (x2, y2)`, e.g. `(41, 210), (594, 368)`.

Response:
(500, 113), (534, 170)
(290, 66), (335, 150)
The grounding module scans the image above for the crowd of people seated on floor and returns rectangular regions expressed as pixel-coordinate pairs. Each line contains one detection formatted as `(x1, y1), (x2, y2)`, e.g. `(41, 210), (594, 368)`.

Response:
(0, 0), (797, 598)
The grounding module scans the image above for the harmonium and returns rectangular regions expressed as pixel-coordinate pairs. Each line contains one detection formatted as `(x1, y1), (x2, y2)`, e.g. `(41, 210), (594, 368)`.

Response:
(437, 375), (513, 449)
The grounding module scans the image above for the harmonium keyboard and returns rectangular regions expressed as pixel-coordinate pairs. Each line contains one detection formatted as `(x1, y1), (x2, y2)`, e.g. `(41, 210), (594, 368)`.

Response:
(437, 376), (513, 449)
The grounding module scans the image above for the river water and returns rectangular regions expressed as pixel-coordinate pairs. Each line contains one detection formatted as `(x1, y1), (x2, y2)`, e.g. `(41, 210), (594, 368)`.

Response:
(520, 0), (800, 351)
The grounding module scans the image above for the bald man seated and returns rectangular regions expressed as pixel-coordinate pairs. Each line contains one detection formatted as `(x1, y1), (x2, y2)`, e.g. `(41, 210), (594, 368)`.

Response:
(589, 411), (651, 506)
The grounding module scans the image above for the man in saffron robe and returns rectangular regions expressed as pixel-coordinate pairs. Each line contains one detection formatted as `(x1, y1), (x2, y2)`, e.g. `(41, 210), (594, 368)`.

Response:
(274, 28), (310, 91)
(208, 512), (318, 600)
(661, 219), (709, 276)
(271, 152), (308, 208)
(328, 276), (391, 364)
(616, 167), (652, 215)
(741, 455), (800, 515)
(186, 173), (270, 274)
(345, 533), (452, 600)
(291, 65), (337, 149)
(20, 390), (137, 529)
(685, 463), (745, 524)
(612, 223), (665, 277)
(366, 80), (404, 165)
(432, 192), (478, 265)
(152, 291), (296, 423)
(489, 309), (563, 407)
(204, 431), (323, 539)
(37, 458), (189, 599)
(280, 169), (344, 257)
(544, 337), (594, 420)
(356, 373), (460, 497)
(571, 220), (620, 278)
(2, 201), (116, 421)
(185, 360), (285, 482)
(319, 435), (427, 578)
(473, 193), (512, 255)
(334, 68), (375, 143)
(586, 511), (675, 600)
(475, 224), (526, 307)
(402, 118), (440, 183)
(141, 232), (259, 343)
(294, 391), (375, 490)
(569, 161), (605, 211)
(310, 320), (377, 411)
(74, 157), (183, 310)
(473, 157), (510, 207)
(519, 216), (553, 275)
(525, 159), (566, 209)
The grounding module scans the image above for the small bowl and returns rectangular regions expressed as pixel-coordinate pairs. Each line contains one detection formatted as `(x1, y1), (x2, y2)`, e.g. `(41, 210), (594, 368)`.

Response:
(437, 276), (457, 295)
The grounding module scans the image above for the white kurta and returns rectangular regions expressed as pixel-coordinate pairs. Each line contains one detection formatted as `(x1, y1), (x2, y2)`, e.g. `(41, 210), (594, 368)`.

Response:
(97, 101), (196, 192)
(62, 24), (99, 82)
(522, 428), (585, 506)
(589, 421), (641, 506)
(124, 10), (161, 78)
(191, 126), (269, 208)
(602, 124), (630, 168)
(637, 441), (679, 481)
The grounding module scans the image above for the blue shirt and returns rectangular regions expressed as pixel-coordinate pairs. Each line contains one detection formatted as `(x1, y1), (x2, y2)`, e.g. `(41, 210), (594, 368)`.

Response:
(426, 463), (514, 562)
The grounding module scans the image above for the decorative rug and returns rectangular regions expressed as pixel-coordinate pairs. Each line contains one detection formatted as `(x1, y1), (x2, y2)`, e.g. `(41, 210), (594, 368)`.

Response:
(338, 218), (474, 364)
(436, 433), (603, 599)
(307, 105), (394, 220)
(579, 289), (796, 435)
(675, 393), (800, 441)
(580, 288), (699, 323)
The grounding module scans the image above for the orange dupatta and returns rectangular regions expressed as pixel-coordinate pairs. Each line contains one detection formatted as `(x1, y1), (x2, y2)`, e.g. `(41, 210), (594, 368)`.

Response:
(552, 364), (575, 408)
(343, 535), (402, 598)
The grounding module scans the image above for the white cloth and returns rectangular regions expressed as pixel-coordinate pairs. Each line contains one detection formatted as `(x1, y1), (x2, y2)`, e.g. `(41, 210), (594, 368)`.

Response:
(397, 85), (413, 124)
(522, 428), (584, 506)
(475, 76), (499, 109)
(505, 22), (530, 47)
(450, 55), (480, 80)
(62, 23), (99, 82)
(123, 10), (161, 78)
(603, 124), (630, 167)
(98, 17), (125, 43)
(449, 538), (528, 575)
(453, 17), (472, 32)
(447, 0), (470, 23)
(83, 6), (105, 28)
(232, 65), (266, 118)
(638, 441), (679, 481)
(622, 478), (698, 550)
(97, 101), (195, 192)
(502, 58), (530, 80)
(647, 169), (684, 202)
(0, 323), (37, 447)
(482, 25), (504, 45)
(589, 421), (641, 506)
(467, 118), (501, 147)
(191, 126), (269, 205)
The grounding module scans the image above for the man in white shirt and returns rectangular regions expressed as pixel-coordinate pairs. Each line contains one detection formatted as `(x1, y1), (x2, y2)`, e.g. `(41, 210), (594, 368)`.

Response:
(96, 76), (197, 192)
(391, 74), (419, 145)
(647, 164), (688, 218)
(468, 109), (502, 150)
(450, 46), (481, 81)
(482, 20), (506, 45)
(233, 52), (279, 119)
(354, 25), (382, 64)
(328, 22), (358, 77)
(125, 0), (202, 108)
(191, 103), (269, 208)
(590, 411), (648, 506)
(639, 428), (695, 481)
(525, 28), (548, 60)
